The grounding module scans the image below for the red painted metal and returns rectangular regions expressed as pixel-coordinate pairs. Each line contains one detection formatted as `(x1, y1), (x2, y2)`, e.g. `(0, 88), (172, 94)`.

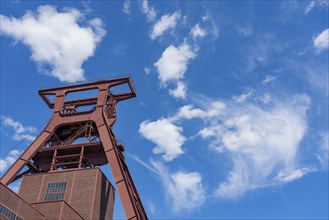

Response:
(0, 77), (148, 220)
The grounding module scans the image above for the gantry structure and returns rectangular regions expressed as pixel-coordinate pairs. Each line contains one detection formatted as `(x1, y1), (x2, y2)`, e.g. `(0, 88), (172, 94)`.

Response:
(0, 77), (148, 220)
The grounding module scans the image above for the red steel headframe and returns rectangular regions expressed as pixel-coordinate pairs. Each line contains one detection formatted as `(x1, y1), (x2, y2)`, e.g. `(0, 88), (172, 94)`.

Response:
(0, 76), (148, 220)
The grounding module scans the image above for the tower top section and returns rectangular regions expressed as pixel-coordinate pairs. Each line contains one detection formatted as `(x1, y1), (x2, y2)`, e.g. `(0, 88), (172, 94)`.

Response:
(39, 76), (136, 109)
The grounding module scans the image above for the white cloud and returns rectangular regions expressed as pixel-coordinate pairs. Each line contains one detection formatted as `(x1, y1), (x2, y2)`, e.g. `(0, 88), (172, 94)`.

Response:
(174, 101), (225, 121)
(154, 42), (196, 85)
(123, 0), (131, 15)
(170, 171), (206, 212)
(141, 0), (157, 22)
(144, 66), (150, 74)
(0, 5), (106, 82)
(139, 118), (186, 161)
(236, 25), (254, 37)
(146, 200), (155, 215)
(194, 95), (311, 199)
(313, 28), (329, 52)
(149, 160), (205, 213)
(256, 93), (272, 104)
(275, 168), (312, 183)
(262, 75), (277, 84)
(304, 0), (329, 15)
(280, 0), (298, 10)
(138, 101), (225, 159)
(200, 12), (219, 40)
(305, 0), (316, 14)
(1, 116), (37, 141)
(169, 81), (187, 99)
(0, 150), (21, 173)
(139, 92), (312, 199)
(150, 11), (180, 40)
(232, 89), (254, 103)
(150, 13), (217, 98)
(198, 125), (220, 139)
(160, 94), (311, 198)
(176, 105), (207, 120)
(190, 23), (207, 40)
(315, 132), (329, 169)
(243, 33), (286, 73)
(285, 57), (329, 96)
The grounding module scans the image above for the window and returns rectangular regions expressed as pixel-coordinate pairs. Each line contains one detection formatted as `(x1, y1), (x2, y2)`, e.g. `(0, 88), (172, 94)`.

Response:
(0, 203), (23, 220)
(44, 181), (67, 202)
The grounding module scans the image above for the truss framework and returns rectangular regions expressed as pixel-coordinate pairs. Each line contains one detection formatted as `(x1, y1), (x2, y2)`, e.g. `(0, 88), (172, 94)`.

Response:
(0, 77), (148, 220)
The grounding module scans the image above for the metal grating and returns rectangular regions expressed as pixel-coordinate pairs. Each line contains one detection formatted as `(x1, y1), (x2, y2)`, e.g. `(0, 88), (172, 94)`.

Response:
(0, 203), (24, 220)
(44, 181), (67, 202)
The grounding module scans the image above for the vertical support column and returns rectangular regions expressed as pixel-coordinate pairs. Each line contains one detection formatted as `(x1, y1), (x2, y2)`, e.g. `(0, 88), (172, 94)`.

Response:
(98, 123), (139, 220)
(50, 149), (57, 171)
(78, 146), (84, 168)
(54, 92), (65, 114)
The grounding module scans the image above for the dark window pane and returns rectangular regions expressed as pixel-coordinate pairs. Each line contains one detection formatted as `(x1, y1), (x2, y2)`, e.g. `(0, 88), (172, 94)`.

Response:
(44, 181), (67, 202)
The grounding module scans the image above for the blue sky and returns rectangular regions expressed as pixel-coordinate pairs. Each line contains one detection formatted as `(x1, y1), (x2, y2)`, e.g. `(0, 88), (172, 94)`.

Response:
(0, 1), (328, 219)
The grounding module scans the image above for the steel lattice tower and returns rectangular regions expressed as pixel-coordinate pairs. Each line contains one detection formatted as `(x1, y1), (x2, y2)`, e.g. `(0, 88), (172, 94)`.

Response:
(0, 77), (148, 220)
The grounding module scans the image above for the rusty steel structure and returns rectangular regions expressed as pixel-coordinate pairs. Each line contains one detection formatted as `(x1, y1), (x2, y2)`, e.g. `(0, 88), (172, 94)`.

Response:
(0, 77), (148, 220)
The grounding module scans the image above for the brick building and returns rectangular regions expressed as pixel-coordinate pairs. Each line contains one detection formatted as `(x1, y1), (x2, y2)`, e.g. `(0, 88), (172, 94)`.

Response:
(0, 168), (115, 220)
